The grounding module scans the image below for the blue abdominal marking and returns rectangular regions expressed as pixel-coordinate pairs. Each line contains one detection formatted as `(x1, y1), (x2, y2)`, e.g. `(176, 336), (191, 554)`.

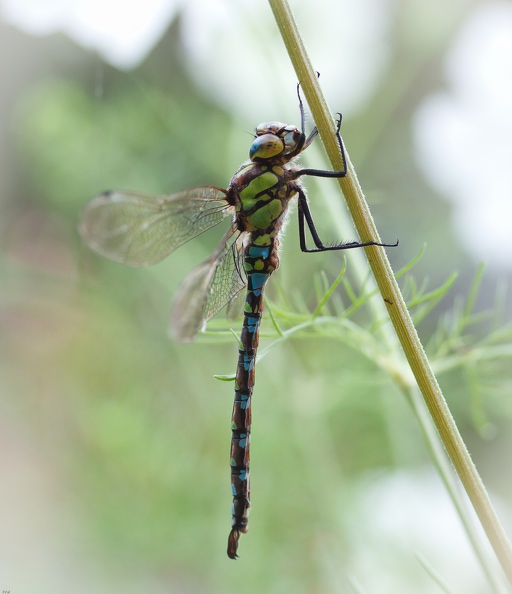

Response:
(240, 393), (251, 410)
(243, 355), (254, 372)
(247, 316), (260, 333)
(248, 246), (270, 259)
(249, 273), (268, 296)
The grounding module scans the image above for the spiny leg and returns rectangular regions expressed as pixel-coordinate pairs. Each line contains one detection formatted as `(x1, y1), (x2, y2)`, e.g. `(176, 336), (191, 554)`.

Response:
(295, 73), (326, 150)
(297, 188), (398, 253)
(296, 113), (347, 178)
(293, 114), (397, 252)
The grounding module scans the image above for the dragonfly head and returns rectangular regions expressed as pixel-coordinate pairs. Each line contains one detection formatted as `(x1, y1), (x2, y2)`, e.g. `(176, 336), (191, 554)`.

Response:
(249, 122), (304, 163)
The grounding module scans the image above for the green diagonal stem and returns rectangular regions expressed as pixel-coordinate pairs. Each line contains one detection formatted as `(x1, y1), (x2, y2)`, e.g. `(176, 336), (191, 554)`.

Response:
(268, 0), (512, 588)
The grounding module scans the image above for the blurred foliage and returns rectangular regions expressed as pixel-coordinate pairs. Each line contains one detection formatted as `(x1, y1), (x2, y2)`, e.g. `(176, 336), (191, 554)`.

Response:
(16, 76), (232, 217)
(2, 4), (512, 594)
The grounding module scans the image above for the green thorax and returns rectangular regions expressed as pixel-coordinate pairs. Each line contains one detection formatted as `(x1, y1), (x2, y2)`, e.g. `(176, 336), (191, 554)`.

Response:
(227, 120), (305, 236)
(229, 162), (292, 233)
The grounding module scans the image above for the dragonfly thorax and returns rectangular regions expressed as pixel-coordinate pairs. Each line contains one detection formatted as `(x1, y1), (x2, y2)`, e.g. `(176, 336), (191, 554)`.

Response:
(250, 122), (304, 163)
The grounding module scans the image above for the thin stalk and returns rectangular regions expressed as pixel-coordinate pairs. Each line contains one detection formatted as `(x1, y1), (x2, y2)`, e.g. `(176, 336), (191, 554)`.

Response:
(268, 0), (512, 587)
(406, 385), (507, 592)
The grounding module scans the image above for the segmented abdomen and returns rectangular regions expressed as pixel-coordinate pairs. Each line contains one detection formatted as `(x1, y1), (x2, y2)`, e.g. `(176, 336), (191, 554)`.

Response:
(227, 238), (278, 559)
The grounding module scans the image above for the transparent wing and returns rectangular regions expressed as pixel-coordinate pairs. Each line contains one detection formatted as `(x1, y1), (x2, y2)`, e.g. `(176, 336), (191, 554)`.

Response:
(79, 186), (232, 267)
(171, 225), (247, 342)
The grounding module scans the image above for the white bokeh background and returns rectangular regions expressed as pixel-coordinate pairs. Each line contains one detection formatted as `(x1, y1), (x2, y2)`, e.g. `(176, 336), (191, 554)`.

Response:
(0, 0), (392, 117)
(414, 1), (512, 269)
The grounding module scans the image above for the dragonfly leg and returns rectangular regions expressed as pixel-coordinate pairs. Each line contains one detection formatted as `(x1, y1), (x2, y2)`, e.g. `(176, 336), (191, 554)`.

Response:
(295, 113), (347, 179)
(296, 115), (397, 252)
(297, 188), (398, 253)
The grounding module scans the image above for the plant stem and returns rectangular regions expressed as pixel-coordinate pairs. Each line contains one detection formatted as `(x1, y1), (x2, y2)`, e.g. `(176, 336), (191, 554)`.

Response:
(268, 0), (512, 587)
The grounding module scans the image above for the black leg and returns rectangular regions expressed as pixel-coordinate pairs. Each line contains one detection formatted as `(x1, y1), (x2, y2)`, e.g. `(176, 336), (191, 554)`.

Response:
(297, 188), (398, 253)
(296, 89), (318, 150)
(295, 113), (347, 179)
(296, 82), (307, 138)
(296, 73), (321, 140)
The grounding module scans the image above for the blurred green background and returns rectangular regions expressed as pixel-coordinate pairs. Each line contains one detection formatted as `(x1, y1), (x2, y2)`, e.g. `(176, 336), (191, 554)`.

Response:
(1, 1), (512, 592)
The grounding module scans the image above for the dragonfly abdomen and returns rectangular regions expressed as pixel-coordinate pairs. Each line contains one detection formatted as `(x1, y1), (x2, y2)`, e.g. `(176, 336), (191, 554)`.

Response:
(227, 239), (277, 559)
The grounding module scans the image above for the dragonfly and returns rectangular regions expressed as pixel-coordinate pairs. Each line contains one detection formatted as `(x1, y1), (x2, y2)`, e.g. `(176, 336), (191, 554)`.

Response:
(79, 87), (397, 559)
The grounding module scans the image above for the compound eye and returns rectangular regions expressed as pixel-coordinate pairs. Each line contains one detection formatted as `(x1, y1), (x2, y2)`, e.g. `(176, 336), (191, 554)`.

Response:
(249, 134), (284, 161)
